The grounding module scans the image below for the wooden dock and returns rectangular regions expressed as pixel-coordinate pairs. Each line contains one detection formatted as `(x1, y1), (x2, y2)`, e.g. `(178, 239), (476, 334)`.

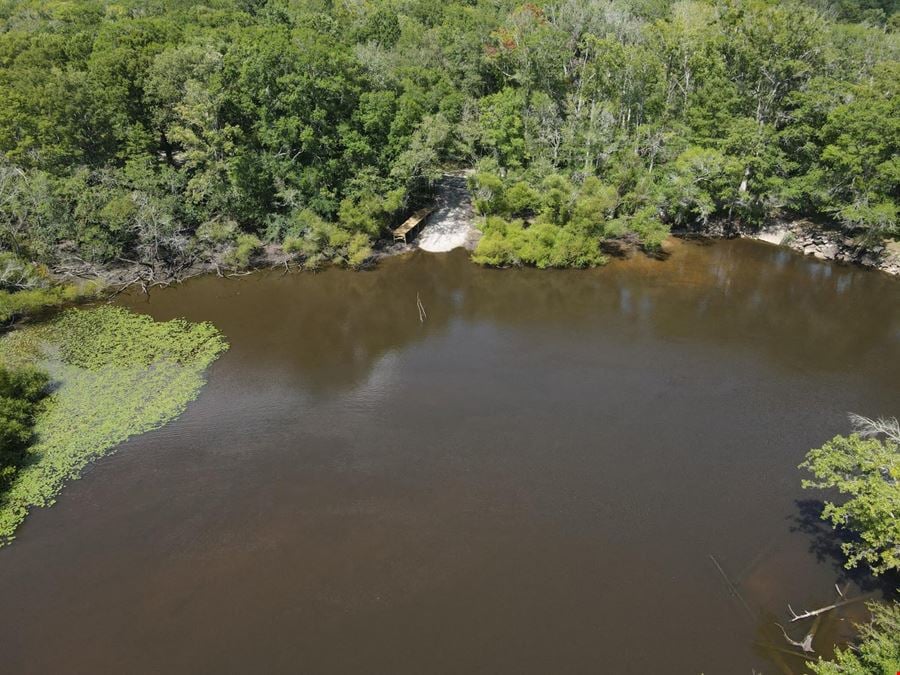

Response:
(392, 207), (433, 244)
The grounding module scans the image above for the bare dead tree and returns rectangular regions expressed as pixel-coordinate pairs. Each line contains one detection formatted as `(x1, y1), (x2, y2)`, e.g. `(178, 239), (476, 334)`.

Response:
(849, 413), (900, 444)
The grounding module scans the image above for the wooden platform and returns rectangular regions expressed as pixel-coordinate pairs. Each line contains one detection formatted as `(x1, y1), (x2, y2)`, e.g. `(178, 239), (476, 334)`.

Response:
(392, 207), (433, 243)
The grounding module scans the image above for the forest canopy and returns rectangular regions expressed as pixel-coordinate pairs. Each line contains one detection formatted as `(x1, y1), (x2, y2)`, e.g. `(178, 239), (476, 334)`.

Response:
(0, 0), (897, 271)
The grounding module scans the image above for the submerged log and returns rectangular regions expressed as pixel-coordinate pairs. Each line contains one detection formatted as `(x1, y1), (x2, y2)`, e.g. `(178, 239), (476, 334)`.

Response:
(788, 594), (870, 623)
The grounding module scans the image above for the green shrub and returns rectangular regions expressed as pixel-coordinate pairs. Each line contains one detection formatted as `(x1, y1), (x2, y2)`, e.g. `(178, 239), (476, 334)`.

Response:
(569, 178), (619, 235)
(224, 234), (262, 269)
(839, 200), (898, 243)
(0, 365), (49, 492)
(196, 219), (238, 245)
(546, 227), (606, 268)
(504, 181), (540, 216)
(472, 230), (518, 266)
(472, 217), (605, 268)
(338, 187), (404, 237)
(539, 174), (575, 225)
(282, 237), (306, 255)
(283, 213), (373, 269)
(470, 171), (506, 215)
(628, 207), (670, 250)
(472, 217), (522, 266)
(285, 209), (328, 240)
(346, 233), (373, 268)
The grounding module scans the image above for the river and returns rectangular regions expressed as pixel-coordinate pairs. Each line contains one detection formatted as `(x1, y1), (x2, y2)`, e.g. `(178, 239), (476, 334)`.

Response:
(1, 238), (898, 673)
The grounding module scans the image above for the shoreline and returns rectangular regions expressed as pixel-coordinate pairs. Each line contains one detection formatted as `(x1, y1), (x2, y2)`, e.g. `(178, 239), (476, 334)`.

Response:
(44, 218), (898, 302)
(673, 220), (900, 278)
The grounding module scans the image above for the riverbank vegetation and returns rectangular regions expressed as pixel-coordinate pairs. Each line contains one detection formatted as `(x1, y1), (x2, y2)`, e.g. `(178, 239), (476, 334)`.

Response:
(0, 0), (896, 272)
(0, 364), (49, 494)
(0, 306), (227, 543)
(800, 414), (900, 672)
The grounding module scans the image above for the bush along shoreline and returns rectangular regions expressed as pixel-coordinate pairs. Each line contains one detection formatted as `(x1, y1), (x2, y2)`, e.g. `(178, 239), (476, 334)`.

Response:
(0, 306), (228, 544)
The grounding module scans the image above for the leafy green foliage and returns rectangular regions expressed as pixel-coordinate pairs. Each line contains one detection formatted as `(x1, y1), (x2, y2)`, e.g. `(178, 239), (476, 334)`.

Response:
(0, 252), (46, 291)
(0, 365), (48, 492)
(470, 170), (655, 266)
(819, 62), (900, 240)
(0, 306), (228, 543)
(800, 423), (900, 575)
(800, 416), (900, 672)
(472, 215), (607, 268)
(282, 208), (374, 269)
(223, 233), (262, 269)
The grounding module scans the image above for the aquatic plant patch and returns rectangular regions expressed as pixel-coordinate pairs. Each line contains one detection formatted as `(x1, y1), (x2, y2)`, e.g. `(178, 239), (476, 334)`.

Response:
(0, 306), (228, 543)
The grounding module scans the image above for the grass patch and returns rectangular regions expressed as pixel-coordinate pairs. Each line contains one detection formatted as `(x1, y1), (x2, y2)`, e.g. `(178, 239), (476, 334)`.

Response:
(0, 305), (228, 544)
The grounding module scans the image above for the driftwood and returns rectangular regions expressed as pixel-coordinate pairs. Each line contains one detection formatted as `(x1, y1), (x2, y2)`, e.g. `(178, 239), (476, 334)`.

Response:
(106, 276), (146, 299)
(788, 594), (869, 623)
(772, 584), (869, 655)
(776, 623), (814, 653)
(709, 554), (756, 621)
(416, 292), (427, 323)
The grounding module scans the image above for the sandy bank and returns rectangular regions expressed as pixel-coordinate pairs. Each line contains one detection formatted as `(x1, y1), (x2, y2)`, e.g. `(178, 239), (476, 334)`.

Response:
(417, 173), (481, 253)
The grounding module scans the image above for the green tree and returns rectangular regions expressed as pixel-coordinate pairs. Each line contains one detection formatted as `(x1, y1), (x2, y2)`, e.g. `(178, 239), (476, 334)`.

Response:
(800, 414), (900, 575)
(819, 62), (899, 240)
(478, 87), (528, 168)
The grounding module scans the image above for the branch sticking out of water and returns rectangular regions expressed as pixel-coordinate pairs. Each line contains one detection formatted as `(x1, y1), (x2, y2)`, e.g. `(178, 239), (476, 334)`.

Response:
(787, 594), (869, 623)
(709, 554), (755, 621)
(416, 292), (427, 323)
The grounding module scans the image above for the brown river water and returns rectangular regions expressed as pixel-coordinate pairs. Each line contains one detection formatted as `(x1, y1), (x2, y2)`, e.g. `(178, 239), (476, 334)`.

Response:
(1, 238), (899, 674)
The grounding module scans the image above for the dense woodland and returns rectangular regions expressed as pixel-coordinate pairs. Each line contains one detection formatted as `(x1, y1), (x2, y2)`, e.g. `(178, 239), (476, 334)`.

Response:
(0, 0), (896, 277)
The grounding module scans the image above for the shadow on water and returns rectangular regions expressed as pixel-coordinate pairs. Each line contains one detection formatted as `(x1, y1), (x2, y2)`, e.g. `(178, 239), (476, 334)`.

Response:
(746, 499), (900, 674)
(791, 498), (900, 597)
